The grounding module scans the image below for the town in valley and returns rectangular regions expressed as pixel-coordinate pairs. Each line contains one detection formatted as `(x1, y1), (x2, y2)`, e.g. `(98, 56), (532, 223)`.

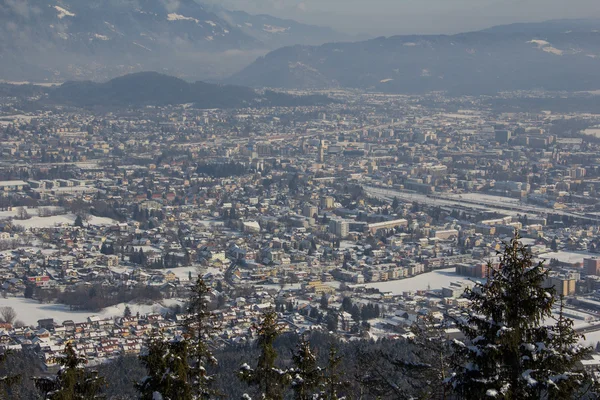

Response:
(2, 88), (600, 377)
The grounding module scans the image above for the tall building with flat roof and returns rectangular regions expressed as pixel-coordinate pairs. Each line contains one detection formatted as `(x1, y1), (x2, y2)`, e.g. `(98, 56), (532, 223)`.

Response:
(495, 130), (511, 144)
(318, 139), (326, 163)
(320, 196), (335, 209)
(329, 219), (349, 238)
(303, 204), (318, 219)
(584, 257), (600, 275)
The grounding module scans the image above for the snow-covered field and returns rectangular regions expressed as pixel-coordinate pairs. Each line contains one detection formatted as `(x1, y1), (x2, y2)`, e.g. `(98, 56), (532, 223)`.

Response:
(9, 214), (117, 229)
(581, 328), (600, 345)
(538, 251), (593, 266)
(583, 128), (600, 138)
(2, 297), (182, 326)
(255, 283), (303, 291)
(0, 206), (63, 220)
(154, 266), (224, 281)
(358, 267), (481, 295)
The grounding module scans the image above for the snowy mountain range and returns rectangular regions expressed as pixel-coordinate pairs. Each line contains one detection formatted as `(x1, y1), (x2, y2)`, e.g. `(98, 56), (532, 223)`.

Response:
(3, 3), (599, 95)
(0, 0), (347, 82)
(229, 19), (600, 94)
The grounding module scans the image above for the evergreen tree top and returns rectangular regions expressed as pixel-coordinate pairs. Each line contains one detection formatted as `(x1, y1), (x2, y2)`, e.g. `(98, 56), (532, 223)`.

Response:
(449, 233), (593, 399)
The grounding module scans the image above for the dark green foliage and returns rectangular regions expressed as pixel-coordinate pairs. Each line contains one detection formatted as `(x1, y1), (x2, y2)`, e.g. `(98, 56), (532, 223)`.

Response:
(57, 284), (162, 312)
(325, 312), (338, 332)
(24, 283), (35, 298)
(97, 355), (146, 400)
(73, 215), (84, 227)
(137, 335), (193, 400)
(0, 351), (21, 399)
(551, 237), (558, 252)
(185, 278), (220, 399)
(100, 243), (115, 255)
(239, 310), (291, 400)
(450, 234), (593, 399)
(360, 313), (452, 399)
(35, 343), (106, 400)
(290, 337), (322, 400)
(407, 314), (452, 399)
(320, 293), (328, 310)
(321, 346), (349, 400)
(0, 349), (43, 399)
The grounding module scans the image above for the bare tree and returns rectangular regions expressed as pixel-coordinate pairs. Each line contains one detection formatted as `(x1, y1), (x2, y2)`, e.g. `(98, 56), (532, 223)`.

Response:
(16, 207), (29, 220)
(0, 307), (17, 324)
(13, 320), (26, 328)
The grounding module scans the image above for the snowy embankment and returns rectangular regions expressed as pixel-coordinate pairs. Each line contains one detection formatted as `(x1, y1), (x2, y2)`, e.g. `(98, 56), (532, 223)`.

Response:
(1, 297), (186, 326)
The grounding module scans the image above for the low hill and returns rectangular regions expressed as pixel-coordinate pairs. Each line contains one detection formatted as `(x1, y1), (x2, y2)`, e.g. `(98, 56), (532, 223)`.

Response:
(46, 72), (334, 108)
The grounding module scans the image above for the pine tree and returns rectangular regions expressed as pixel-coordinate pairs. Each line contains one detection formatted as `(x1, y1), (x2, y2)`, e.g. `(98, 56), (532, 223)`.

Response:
(137, 249), (146, 266)
(550, 237), (558, 252)
(325, 312), (338, 332)
(320, 293), (328, 310)
(351, 305), (360, 323)
(0, 351), (21, 400)
(123, 306), (132, 318)
(35, 342), (106, 399)
(239, 310), (291, 400)
(449, 234), (592, 399)
(290, 337), (322, 400)
(74, 215), (84, 228)
(185, 278), (220, 399)
(408, 313), (453, 399)
(321, 346), (348, 400)
(137, 334), (193, 400)
(341, 298), (352, 313)
(361, 314), (451, 398)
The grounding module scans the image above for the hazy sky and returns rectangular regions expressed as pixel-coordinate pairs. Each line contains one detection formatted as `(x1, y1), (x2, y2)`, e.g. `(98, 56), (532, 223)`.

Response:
(209, 0), (600, 36)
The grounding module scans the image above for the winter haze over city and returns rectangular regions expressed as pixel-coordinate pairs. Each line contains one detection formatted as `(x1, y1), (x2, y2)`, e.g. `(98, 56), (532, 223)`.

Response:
(2, 0), (600, 399)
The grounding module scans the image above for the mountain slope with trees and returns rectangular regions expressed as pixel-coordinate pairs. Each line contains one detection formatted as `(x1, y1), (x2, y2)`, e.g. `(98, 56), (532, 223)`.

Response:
(229, 19), (600, 94)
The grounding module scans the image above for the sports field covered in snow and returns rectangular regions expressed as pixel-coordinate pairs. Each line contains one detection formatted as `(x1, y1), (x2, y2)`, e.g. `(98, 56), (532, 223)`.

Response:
(356, 267), (482, 295)
(2, 297), (182, 325)
(11, 214), (117, 229)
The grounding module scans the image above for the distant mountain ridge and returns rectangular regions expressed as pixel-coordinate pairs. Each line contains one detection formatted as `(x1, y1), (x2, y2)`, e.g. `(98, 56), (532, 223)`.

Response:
(229, 19), (600, 94)
(213, 8), (351, 48)
(0, 0), (347, 82)
(480, 19), (600, 34)
(43, 72), (335, 108)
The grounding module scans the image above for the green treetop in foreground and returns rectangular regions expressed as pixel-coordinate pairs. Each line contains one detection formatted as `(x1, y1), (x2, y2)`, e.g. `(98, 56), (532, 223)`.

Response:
(450, 234), (594, 399)
(239, 310), (291, 400)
